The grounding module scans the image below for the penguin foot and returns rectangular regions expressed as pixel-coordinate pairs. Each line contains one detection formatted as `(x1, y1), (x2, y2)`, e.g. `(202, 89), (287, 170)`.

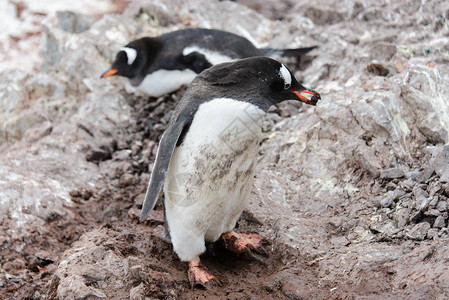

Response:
(221, 231), (268, 260)
(188, 257), (215, 289)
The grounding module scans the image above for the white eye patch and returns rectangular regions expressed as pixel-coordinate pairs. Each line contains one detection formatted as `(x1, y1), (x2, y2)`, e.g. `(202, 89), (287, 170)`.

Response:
(120, 47), (137, 65)
(279, 64), (292, 88)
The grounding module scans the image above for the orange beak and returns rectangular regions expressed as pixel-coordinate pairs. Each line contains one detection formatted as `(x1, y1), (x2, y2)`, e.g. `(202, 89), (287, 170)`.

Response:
(292, 89), (321, 106)
(101, 69), (118, 78)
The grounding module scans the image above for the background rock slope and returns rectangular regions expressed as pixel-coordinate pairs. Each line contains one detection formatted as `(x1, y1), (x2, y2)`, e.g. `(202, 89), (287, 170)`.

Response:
(1, 0), (449, 298)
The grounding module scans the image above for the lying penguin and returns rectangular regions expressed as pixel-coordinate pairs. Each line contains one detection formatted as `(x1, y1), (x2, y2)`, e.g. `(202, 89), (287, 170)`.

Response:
(101, 28), (316, 97)
(139, 56), (321, 287)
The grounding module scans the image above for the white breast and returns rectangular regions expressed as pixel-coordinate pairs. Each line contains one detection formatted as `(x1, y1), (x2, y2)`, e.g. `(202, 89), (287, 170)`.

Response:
(135, 69), (197, 97)
(164, 98), (265, 262)
(182, 45), (236, 65)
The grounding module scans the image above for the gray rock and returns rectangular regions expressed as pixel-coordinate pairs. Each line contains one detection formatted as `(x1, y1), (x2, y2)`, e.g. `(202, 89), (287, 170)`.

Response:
(405, 169), (420, 180)
(392, 189), (406, 201)
(413, 186), (430, 211)
(133, 194), (145, 206)
(119, 173), (135, 187)
(0, 110), (45, 142)
(400, 180), (415, 192)
(331, 236), (350, 247)
(372, 196), (382, 208)
(440, 228), (449, 237)
(406, 222), (431, 241)
(440, 168), (449, 183)
(39, 26), (62, 69)
(428, 183), (441, 198)
(436, 201), (447, 212)
(129, 282), (146, 300)
(57, 274), (108, 299)
(113, 150), (132, 161)
(431, 144), (449, 176)
(426, 228), (439, 240)
(353, 145), (382, 177)
(417, 167), (435, 183)
(443, 184), (449, 195)
(433, 216), (446, 229)
(400, 197), (413, 208)
(57, 11), (97, 33)
(429, 195), (439, 208)
(381, 168), (405, 180)
(393, 208), (410, 229)
(380, 194), (394, 208)
(424, 209), (441, 217)
(131, 144), (141, 156)
(369, 216), (399, 237)
(54, 228), (127, 299)
(400, 66), (449, 145)
(369, 42), (397, 61)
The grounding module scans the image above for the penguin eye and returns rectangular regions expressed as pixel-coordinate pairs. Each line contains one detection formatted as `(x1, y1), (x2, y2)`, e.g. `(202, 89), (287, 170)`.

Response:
(284, 83), (291, 90)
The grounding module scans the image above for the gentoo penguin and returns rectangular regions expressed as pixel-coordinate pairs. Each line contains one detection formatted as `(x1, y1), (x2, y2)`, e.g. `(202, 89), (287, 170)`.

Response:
(139, 56), (320, 287)
(101, 28), (317, 97)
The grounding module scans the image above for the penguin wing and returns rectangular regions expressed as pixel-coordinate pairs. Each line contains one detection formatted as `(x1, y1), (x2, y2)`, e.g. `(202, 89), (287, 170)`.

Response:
(180, 51), (213, 74)
(140, 120), (188, 221)
(261, 46), (317, 57)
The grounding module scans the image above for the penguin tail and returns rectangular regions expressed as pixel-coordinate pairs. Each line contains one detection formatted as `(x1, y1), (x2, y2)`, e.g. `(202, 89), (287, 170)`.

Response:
(262, 46), (317, 58)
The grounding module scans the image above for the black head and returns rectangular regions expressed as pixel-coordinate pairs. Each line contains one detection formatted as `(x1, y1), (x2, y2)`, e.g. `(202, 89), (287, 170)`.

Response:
(191, 57), (320, 111)
(101, 38), (157, 79)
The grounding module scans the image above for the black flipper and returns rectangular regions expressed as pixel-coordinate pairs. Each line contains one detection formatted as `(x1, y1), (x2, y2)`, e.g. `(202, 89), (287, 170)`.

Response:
(140, 120), (188, 222)
(261, 46), (317, 57)
(181, 51), (213, 74)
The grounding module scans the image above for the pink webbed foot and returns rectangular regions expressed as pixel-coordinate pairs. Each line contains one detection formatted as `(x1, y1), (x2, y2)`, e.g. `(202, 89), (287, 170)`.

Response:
(188, 257), (215, 289)
(221, 231), (268, 261)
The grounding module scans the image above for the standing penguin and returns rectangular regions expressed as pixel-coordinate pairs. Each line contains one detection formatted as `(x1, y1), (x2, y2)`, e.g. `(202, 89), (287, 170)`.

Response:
(140, 57), (320, 287)
(101, 28), (316, 97)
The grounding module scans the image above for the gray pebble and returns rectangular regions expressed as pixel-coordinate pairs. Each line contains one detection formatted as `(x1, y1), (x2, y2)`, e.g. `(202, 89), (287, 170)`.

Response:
(392, 188), (406, 201)
(424, 209), (441, 217)
(393, 208), (410, 228)
(130, 282), (146, 300)
(439, 228), (449, 238)
(433, 216), (446, 228)
(119, 173), (134, 187)
(399, 179), (415, 192)
(429, 195), (439, 208)
(436, 201), (447, 212)
(414, 186), (430, 211)
(380, 196), (394, 208)
(406, 222), (431, 240)
(381, 168), (405, 180)
(405, 169), (420, 180)
(417, 167), (435, 183)
(131, 144), (141, 156)
(331, 236), (350, 247)
(427, 228), (439, 240)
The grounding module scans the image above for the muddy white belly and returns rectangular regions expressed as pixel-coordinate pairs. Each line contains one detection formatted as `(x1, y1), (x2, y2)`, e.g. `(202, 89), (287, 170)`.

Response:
(164, 98), (264, 262)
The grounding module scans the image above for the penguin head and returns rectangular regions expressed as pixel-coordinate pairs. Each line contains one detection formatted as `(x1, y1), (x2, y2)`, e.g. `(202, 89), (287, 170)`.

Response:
(194, 57), (321, 111)
(101, 38), (154, 79)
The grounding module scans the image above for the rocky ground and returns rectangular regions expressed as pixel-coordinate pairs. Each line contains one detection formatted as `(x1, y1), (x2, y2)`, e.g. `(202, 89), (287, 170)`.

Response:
(1, 0), (449, 299)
